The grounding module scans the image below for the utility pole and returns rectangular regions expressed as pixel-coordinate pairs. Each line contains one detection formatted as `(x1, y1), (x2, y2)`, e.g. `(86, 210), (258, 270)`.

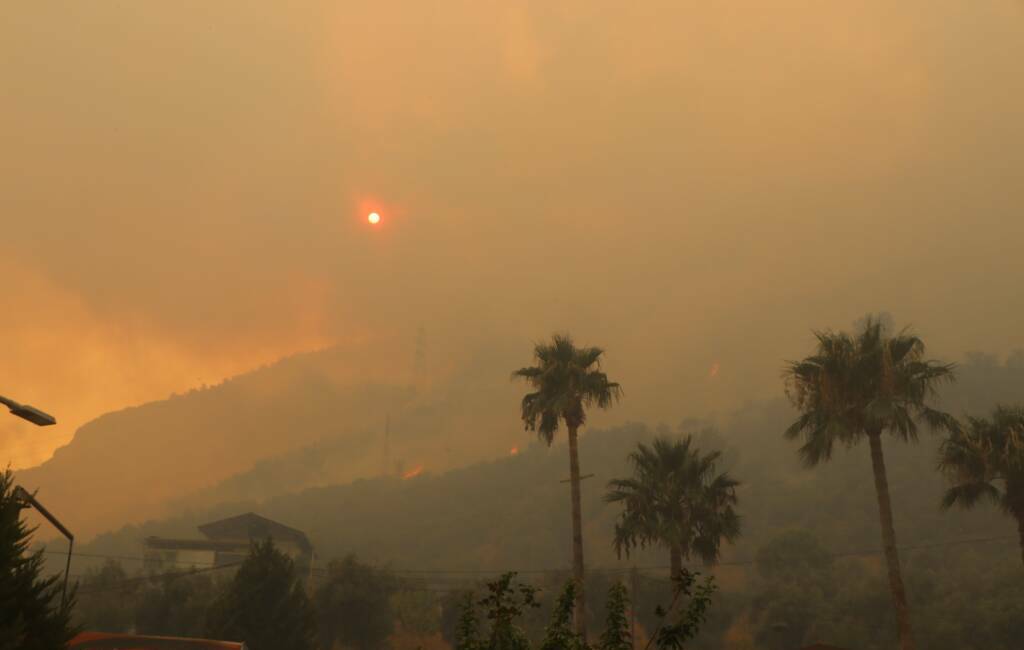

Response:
(559, 473), (594, 484)
(413, 325), (425, 388)
(382, 413), (391, 476)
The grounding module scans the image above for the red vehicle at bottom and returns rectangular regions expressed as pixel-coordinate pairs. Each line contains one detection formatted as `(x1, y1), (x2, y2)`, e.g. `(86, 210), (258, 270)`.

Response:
(69, 632), (246, 650)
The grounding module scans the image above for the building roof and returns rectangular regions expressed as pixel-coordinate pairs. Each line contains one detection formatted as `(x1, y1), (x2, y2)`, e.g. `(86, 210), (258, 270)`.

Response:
(197, 512), (312, 553)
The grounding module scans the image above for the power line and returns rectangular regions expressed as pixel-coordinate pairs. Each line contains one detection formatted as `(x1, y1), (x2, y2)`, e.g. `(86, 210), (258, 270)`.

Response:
(40, 548), (219, 568)
(57, 533), (1018, 574)
(375, 534), (1018, 575)
(75, 561), (245, 596)
(62, 532), (1018, 596)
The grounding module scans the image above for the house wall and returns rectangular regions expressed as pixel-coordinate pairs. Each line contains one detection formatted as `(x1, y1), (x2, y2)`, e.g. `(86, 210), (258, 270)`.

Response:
(142, 548), (216, 571)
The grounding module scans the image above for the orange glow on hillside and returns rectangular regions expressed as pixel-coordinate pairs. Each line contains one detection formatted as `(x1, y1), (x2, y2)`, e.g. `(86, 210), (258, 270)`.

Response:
(402, 465), (424, 480)
(509, 446), (519, 456)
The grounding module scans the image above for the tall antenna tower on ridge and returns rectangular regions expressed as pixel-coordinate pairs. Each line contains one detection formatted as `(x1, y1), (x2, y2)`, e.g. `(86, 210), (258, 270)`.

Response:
(412, 325), (426, 390)
(382, 412), (391, 477)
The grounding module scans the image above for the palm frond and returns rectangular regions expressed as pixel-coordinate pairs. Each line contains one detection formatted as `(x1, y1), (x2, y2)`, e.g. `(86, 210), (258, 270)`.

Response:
(514, 333), (621, 447)
(784, 317), (957, 467)
(940, 481), (1002, 510)
(917, 406), (960, 435)
(939, 406), (1024, 517)
(574, 346), (605, 369)
(605, 435), (741, 565)
(796, 429), (835, 468)
(511, 367), (543, 382)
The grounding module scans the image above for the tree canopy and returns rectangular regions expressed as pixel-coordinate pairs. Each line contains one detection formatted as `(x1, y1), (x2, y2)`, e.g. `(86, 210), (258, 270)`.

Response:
(784, 316), (958, 464)
(313, 554), (399, 650)
(513, 333), (622, 440)
(939, 404), (1024, 566)
(205, 539), (316, 650)
(606, 436), (741, 570)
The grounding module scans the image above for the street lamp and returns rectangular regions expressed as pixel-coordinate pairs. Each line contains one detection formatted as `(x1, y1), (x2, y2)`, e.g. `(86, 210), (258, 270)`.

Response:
(0, 394), (56, 426)
(13, 485), (74, 606)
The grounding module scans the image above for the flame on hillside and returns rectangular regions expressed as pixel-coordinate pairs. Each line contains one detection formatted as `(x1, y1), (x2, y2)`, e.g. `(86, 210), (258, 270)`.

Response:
(509, 446), (519, 456)
(402, 465), (424, 480)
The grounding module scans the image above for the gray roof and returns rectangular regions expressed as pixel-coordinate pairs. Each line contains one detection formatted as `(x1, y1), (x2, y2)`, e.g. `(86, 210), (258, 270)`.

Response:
(197, 512), (312, 553)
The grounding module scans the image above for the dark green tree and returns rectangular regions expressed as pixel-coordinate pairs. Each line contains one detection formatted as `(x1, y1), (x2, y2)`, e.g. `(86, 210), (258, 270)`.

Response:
(754, 530), (833, 584)
(649, 569), (716, 650)
(605, 436), (740, 583)
(455, 571), (715, 650)
(477, 572), (537, 650)
(392, 588), (440, 636)
(750, 531), (834, 650)
(939, 405), (1024, 567)
(205, 539), (315, 650)
(454, 592), (483, 650)
(442, 591), (475, 649)
(598, 582), (631, 650)
(313, 554), (398, 650)
(513, 333), (622, 640)
(783, 316), (956, 650)
(74, 560), (135, 633)
(0, 470), (77, 650)
(136, 569), (223, 638)
(539, 582), (585, 650)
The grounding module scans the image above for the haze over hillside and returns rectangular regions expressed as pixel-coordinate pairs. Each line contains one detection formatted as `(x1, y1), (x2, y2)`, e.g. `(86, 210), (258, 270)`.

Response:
(3, 0), (1024, 472)
(4, 3), (1024, 649)
(20, 345), (1020, 548)
(58, 355), (1023, 649)
(14, 340), (534, 539)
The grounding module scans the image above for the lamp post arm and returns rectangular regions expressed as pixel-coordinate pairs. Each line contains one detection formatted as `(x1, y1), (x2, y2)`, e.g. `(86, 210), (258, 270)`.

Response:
(12, 486), (74, 541)
(12, 486), (74, 606)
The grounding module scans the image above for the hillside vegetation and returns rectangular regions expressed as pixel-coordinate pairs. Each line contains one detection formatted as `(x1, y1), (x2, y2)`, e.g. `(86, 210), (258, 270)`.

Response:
(63, 354), (1024, 648)
(16, 342), (527, 538)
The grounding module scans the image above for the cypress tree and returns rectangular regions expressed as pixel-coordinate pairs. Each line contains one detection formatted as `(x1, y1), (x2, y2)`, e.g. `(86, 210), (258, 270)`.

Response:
(0, 470), (76, 650)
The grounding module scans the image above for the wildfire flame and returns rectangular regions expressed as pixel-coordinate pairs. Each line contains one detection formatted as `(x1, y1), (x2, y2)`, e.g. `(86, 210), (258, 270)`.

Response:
(510, 446), (519, 456)
(709, 362), (720, 378)
(402, 465), (424, 480)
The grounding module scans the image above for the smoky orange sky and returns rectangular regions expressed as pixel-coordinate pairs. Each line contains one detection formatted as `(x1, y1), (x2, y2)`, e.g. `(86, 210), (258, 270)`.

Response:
(2, 1), (1023, 468)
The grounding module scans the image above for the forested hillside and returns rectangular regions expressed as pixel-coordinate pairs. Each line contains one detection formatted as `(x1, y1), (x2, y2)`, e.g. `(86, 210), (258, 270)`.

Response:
(68, 353), (1024, 648)
(15, 341), (527, 538)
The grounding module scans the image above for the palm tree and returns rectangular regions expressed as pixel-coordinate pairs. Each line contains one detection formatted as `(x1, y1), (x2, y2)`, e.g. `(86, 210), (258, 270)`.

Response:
(605, 436), (741, 586)
(938, 405), (1024, 568)
(783, 316), (957, 650)
(513, 333), (622, 640)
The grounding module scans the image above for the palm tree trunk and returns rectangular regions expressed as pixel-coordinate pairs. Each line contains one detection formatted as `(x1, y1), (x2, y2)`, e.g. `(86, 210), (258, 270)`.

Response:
(1017, 513), (1024, 570)
(567, 424), (587, 641)
(666, 545), (684, 619)
(867, 431), (915, 650)
(669, 545), (682, 586)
